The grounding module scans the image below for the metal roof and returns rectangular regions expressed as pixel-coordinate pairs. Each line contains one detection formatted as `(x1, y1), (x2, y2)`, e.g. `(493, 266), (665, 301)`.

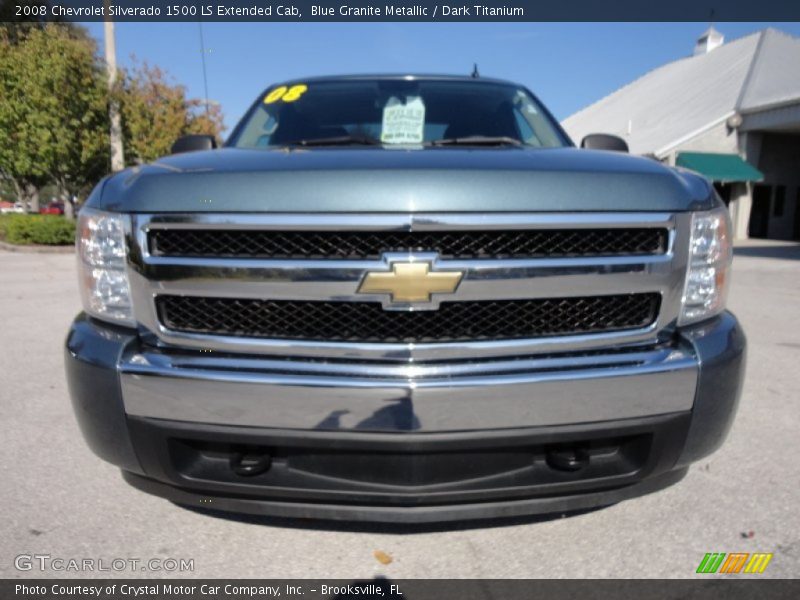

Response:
(562, 29), (800, 156)
(738, 30), (800, 112)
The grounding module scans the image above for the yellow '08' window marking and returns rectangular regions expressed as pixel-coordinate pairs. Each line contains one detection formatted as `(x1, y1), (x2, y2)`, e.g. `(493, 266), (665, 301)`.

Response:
(264, 84), (308, 104)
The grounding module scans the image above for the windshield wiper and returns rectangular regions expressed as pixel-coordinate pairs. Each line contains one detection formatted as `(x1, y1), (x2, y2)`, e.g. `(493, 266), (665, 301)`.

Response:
(282, 134), (382, 147)
(429, 136), (523, 147)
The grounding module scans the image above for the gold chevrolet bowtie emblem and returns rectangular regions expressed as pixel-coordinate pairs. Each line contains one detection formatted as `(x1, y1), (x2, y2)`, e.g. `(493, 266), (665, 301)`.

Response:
(358, 261), (463, 304)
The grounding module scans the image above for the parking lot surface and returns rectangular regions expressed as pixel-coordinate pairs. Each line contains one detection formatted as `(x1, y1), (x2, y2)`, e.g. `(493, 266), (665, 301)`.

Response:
(1, 241), (799, 578)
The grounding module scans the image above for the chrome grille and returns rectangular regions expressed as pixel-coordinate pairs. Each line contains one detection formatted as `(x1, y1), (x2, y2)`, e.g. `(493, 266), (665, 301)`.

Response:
(130, 212), (686, 361)
(156, 294), (661, 343)
(149, 228), (668, 260)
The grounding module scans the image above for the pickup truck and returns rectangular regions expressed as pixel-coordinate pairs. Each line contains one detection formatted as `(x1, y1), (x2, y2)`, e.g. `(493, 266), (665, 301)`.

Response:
(65, 75), (745, 523)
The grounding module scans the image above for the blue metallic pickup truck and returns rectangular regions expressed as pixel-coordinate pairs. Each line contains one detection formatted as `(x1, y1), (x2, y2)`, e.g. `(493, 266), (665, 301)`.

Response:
(65, 75), (745, 523)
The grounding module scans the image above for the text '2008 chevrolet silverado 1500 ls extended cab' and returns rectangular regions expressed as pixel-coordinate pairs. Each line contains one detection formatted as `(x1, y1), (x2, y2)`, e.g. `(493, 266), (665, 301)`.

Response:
(65, 75), (745, 523)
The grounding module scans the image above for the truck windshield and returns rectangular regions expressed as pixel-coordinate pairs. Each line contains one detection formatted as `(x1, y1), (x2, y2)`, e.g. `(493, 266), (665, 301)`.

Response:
(228, 79), (569, 149)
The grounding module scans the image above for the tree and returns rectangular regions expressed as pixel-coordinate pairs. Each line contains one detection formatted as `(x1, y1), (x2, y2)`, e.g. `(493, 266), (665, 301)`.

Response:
(0, 23), (225, 216)
(185, 98), (225, 139)
(118, 60), (224, 165)
(0, 24), (109, 216)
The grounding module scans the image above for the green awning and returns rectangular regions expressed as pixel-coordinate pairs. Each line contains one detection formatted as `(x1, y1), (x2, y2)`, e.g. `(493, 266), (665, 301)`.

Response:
(676, 152), (763, 183)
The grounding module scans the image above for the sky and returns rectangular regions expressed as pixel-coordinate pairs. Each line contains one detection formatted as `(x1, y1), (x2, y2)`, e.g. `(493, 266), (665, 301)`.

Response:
(82, 21), (800, 134)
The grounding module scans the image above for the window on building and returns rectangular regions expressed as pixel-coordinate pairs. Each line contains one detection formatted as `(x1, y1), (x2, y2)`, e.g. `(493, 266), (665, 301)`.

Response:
(774, 186), (786, 217)
(714, 182), (732, 205)
(794, 188), (800, 241)
(749, 185), (771, 239)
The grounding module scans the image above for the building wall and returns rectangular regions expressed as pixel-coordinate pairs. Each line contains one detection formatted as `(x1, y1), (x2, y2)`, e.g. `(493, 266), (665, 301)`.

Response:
(666, 124), (752, 239)
(666, 128), (800, 241)
(675, 121), (740, 154)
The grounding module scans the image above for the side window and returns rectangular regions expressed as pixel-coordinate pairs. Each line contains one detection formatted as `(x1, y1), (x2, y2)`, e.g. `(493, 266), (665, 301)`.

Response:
(774, 186), (786, 217)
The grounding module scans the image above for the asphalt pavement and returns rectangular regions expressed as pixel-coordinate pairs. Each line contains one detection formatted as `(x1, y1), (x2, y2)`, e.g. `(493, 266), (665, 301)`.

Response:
(1, 241), (798, 579)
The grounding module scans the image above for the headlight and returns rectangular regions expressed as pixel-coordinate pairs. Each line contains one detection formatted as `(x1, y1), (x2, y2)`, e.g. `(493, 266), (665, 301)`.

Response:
(77, 207), (135, 326)
(679, 206), (732, 326)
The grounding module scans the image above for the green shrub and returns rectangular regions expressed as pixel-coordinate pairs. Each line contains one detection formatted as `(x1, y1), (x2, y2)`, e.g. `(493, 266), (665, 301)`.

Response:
(0, 214), (76, 246)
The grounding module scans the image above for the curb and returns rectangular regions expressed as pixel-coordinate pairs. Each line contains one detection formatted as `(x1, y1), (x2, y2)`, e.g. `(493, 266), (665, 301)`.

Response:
(0, 240), (75, 254)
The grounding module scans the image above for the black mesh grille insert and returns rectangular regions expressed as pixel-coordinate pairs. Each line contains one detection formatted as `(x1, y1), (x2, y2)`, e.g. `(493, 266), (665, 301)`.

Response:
(149, 228), (668, 260)
(156, 294), (660, 343)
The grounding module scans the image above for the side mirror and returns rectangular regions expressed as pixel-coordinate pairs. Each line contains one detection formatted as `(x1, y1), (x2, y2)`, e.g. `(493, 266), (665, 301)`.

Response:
(171, 134), (217, 154)
(581, 134), (629, 153)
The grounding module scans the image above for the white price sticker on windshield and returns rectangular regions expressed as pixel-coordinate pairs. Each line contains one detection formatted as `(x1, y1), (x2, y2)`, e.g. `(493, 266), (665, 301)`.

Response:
(381, 96), (426, 144)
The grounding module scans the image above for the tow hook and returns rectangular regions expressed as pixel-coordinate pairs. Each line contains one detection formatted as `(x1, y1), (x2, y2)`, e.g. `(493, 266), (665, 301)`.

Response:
(546, 446), (590, 472)
(231, 451), (272, 477)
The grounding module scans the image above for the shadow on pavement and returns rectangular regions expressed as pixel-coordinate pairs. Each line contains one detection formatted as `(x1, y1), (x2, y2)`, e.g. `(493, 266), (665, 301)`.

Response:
(177, 503), (610, 534)
(734, 241), (800, 261)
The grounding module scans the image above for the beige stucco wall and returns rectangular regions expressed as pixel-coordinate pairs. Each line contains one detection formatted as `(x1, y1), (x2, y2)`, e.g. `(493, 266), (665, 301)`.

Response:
(675, 121), (740, 154)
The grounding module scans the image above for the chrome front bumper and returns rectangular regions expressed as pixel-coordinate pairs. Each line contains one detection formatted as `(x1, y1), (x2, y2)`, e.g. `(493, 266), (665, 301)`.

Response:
(119, 345), (698, 432)
(65, 312), (745, 522)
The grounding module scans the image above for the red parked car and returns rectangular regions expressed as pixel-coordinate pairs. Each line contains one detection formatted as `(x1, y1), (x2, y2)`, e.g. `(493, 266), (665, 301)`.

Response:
(39, 202), (65, 215)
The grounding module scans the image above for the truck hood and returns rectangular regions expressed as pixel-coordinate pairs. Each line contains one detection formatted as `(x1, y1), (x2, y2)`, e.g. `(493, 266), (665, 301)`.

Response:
(94, 147), (715, 213)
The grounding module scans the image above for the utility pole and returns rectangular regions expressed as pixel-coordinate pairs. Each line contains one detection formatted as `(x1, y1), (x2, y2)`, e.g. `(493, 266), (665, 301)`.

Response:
(104, 3), (125, 172)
